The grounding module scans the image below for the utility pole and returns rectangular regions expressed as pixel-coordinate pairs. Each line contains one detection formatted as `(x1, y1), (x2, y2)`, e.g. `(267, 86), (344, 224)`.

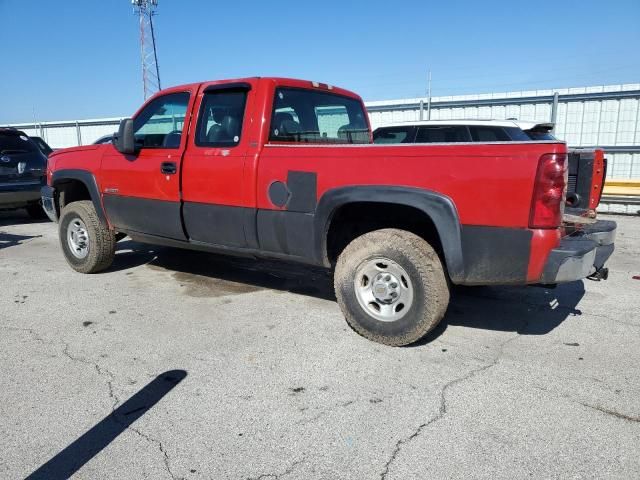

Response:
(132, 0), (161, 99)
(426, 70), (432, 120)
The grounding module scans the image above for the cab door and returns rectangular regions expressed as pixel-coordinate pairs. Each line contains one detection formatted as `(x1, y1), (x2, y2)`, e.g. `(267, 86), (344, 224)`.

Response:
(100, 88), (195, 239)
(181, 82), (255, 248)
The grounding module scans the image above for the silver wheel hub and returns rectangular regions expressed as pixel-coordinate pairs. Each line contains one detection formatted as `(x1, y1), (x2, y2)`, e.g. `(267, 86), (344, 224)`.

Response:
(67, 218), (89, 259)
(354, 257), (414, 322)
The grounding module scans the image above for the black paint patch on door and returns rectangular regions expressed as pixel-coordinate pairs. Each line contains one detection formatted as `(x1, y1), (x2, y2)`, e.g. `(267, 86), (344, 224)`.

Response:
(285, 171), (317, 213)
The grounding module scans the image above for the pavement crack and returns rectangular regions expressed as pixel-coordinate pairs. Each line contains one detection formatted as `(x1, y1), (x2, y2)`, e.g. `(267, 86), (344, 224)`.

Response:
(379, 331), (522, 480)
(40, 334), (179, 479)
(532, 385), (640, 424)
(246, 456), (305, 480)
(124, 425), (180, 480)
(578, 403), (640, 423)
(62, 342), (119, 409)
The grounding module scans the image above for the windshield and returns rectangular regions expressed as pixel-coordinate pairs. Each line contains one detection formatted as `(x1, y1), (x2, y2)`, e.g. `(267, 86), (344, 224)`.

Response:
(0, 132), (39, 154)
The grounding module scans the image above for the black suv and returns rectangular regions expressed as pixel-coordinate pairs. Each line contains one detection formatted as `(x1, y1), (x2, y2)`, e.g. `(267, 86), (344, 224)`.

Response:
(0, 128), (48, 218)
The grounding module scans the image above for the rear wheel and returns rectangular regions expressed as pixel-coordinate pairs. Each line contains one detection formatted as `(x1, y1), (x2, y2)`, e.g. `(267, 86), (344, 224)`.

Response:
(334, 229), (450, 346)
(59, 200), (115, 273)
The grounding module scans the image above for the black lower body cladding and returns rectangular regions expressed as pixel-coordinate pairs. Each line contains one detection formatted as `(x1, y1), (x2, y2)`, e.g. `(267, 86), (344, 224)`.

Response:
(102, 195), (186, 241)
(459, 225), (532, 285)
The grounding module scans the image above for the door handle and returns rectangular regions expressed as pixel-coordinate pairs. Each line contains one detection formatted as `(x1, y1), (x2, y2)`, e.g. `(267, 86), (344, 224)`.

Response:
(161, 161), (177, 174)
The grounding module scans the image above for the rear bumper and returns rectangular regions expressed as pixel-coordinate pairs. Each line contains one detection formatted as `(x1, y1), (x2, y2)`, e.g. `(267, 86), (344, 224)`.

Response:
(540, 220), (616, 283)
(41, 185), (58, 222)
(0, 181), (42, 209)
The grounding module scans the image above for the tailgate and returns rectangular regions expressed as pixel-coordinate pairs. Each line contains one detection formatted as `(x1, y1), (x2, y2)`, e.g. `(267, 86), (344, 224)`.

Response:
(565, 148), (606, 217)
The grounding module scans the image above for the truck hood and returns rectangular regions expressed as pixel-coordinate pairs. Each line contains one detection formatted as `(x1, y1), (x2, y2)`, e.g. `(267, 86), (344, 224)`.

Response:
(48, 144), (101, 158)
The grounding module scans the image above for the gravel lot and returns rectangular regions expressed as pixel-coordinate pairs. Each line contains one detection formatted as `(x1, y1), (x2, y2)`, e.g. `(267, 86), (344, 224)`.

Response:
(1, 212), (639, 479)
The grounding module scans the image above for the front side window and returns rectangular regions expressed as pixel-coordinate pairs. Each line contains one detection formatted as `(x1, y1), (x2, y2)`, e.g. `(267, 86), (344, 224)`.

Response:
(196, 89), (248, 147)
(269, 88), (369, 144)
(415, 126), (470, 143)
(133, 92), (190, 149)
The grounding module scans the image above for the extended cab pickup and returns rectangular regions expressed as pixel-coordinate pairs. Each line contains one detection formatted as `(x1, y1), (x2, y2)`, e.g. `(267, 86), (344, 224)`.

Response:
(42, 77), (616, 346)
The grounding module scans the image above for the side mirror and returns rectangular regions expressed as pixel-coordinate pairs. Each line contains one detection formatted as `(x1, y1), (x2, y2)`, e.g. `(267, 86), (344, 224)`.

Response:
(114, 118), (137, 155)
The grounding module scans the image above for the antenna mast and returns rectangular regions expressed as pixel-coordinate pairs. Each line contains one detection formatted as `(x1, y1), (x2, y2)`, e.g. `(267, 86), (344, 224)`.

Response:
(132, 0), (161, 99)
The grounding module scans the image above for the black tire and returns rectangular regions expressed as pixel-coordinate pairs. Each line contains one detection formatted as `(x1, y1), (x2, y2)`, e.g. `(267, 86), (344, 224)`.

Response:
(334, 228), (450, 346)
(59, 200), (116, 273)
(26, 203), (47, 220)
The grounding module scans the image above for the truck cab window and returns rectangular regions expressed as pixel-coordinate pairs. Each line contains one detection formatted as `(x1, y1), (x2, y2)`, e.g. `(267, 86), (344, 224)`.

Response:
(196, 89), (248, 147)
(133, 92), (190, 149)
(269, 88), (369, 144)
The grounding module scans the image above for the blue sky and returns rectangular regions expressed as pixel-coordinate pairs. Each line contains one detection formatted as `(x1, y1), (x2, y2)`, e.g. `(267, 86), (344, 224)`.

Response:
(1, 0), (639, 123)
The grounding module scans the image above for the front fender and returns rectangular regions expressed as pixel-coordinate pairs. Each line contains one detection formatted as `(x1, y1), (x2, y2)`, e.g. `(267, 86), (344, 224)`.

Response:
(51, 169), (107, 224)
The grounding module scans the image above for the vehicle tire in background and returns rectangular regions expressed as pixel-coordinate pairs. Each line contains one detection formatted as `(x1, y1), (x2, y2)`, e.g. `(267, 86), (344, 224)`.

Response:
(334, 228), (450, 346)
(59, 200), (115, 273)
(25, 203), (47, 220)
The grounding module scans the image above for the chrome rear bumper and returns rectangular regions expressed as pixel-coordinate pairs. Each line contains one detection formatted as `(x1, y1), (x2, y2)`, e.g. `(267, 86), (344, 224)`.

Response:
(541, 220), (616, 284)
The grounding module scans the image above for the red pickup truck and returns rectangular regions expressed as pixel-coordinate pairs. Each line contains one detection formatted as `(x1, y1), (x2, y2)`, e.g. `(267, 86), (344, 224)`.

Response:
(42, 77), (615, 346)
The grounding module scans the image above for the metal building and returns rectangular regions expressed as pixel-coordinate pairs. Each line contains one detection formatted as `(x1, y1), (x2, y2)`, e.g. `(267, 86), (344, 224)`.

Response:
(367, 83), (640, 181)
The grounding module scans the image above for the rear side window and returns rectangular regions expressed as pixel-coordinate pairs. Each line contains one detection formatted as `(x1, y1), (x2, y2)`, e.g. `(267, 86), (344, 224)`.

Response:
(373, 127), (415, 144)
(415, 126), (470, 143)
(0, 132), (39, 153)
(196, 89), (248, 147)
(468, 126), (511, 142)
(269, 88), (369, 144)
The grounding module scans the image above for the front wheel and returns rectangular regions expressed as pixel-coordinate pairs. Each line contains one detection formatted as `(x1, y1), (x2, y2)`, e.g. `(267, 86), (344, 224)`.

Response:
(334, 229), (450, 346)
(59, 200), (116, 273)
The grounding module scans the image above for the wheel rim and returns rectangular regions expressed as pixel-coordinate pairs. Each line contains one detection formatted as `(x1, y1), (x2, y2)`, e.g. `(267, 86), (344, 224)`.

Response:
(67, 217), (89, 259)
(353, 257), (414, 322)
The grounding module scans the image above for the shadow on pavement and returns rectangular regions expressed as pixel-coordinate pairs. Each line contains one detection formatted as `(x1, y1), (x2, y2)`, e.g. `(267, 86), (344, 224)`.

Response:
(26, 370), (187, 480)
(0, 231), (42, 249)
(110, 240), (335, 300)
(416, 281), (586, 345)
(111, 239), (584, 340)
(0, 209), (50, 227)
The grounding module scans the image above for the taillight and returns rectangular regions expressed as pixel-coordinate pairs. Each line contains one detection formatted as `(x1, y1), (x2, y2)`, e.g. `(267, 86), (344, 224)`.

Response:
(589, 149), (605, 210)
(529, 153), (567, 229)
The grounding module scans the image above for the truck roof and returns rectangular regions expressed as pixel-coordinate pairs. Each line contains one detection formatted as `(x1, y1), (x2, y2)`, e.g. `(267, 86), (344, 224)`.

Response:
(376, 119), (554, 132)
(147, 77), (362, 102)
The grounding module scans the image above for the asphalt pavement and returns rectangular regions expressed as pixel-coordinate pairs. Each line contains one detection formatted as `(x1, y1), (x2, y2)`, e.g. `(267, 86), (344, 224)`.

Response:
(1, 211), (639, 479)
